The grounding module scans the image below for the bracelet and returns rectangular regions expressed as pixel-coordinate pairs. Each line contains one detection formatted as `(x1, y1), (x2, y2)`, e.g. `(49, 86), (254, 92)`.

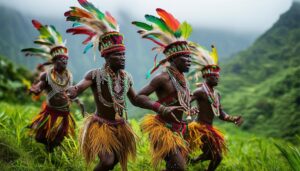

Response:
(162, 107), (169, 116)
(152, 102), (161, 112)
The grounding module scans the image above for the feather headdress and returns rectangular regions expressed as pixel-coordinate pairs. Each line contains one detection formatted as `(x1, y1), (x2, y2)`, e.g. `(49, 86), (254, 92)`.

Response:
(65, 0), (125, 57)
(188, 42), (220, 80)
(21, 19), (68, 61)
(132, 8), (193, 77)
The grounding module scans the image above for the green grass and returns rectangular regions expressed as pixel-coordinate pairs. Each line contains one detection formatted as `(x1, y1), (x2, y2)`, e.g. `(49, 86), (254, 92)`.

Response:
(0, 102), (298, 171)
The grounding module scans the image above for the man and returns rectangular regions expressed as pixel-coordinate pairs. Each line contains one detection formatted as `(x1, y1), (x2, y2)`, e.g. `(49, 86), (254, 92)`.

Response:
(65, 1), (136, 170)
(132, 8), (193, 171)
(187, 43), (243, 171)
(22, 20), (78, 152)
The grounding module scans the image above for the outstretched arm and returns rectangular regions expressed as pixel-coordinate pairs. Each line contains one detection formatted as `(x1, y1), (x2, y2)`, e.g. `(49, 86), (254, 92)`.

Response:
(29, 72), (47, 95)
(218, 93), (243, 126)
(67, 70), (93, 99)
(134, 75), (180, 123)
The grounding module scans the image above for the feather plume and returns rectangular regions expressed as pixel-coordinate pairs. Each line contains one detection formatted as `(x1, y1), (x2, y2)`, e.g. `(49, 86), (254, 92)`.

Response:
(105, 11), (117, 30)
(32, 20), (42, 30)
(180, 22), (192, 39)
(83, 42), (93, 54)
(210, 45), (218, 65)
(145, 14), (171, 34)
(78, 0), (105, 20)
(156, 8), (180, 32)
(132, 21), (153, 31)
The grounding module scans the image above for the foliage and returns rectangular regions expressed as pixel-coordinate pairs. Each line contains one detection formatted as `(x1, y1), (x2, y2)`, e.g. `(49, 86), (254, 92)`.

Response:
(275, 137), (300, 171)
(0, 55), (33, 103)
(0, 102), (298, 170)
(215, 2), (300, 142)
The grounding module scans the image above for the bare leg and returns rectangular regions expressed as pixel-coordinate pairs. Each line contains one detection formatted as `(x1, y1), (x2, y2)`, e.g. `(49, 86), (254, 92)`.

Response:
(94, 151), (119, 171)
(165, 148), (186, 171)
(207, 154), (222, 171)
(190, 140), (211, 163)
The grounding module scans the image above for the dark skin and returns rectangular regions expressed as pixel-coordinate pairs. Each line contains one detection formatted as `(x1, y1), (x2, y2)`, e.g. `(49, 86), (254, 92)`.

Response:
(134, 54), (191, 171)
(30, 57), (69, 108)
(190, 74), (243, 171)
(29, 57), (85, 151)
(67, 50), (137, 171)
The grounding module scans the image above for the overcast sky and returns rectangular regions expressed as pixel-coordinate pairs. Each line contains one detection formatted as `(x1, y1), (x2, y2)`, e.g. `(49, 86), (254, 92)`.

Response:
(1, 0), (295, 33)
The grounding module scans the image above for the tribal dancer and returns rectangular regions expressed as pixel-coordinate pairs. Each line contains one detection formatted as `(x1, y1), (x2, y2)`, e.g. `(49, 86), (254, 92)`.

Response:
(132, 8), (193, 171)
(65, 1), (136, 170)
(187, 43), (243, 171)
(21, 20), (80, 152)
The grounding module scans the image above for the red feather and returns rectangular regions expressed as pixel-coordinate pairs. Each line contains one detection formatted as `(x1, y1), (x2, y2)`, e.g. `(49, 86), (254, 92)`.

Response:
(66, 27), (95, 36)
(32, 20), (42, 30)
(144, 37), (165, 47)
(156, 8), (180, 32)
(66, 7), (94, 19)
(105, 11), (117, 27)
(82, 35), (94, 44)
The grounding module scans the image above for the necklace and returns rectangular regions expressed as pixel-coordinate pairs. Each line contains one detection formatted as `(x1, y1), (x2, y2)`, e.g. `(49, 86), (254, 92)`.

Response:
(167, 66), (191, 115)
(203, 82), (220, 116)
(46, 67), (73, 105)
(95, 64), (130, 119)
(50, 69), (70, 87)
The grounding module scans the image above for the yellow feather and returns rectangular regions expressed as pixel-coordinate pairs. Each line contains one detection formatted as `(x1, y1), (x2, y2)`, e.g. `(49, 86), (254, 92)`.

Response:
(210, 45), (219, 65)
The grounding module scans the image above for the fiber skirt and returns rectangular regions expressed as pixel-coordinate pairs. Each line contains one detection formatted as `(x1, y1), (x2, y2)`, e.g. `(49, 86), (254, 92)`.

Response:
(79, 114), (137, 171)
(140, 114), (189, 168)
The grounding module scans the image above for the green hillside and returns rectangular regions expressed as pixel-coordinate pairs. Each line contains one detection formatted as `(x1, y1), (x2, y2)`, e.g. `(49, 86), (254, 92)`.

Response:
(0, 5), (255, 89)
(219, 2), (300, 142)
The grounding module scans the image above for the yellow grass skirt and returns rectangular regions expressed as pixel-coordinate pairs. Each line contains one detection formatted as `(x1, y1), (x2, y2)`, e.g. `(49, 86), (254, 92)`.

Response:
(187, 121), (227, 157)
(79, 114), (137, 171)
(140, 114), (189, 167)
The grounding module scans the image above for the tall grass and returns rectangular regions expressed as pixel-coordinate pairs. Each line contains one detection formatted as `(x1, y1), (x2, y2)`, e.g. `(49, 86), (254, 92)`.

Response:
(275, 138), (300, 171)
(0, 102), (298, 170)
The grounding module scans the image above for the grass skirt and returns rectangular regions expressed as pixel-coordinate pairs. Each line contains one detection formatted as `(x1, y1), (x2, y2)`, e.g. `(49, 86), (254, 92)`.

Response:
(28, 102), (75, 147)
(187, 121), (227, 158)
(79, 114), (137, 171)
(140, 114), (189, 168)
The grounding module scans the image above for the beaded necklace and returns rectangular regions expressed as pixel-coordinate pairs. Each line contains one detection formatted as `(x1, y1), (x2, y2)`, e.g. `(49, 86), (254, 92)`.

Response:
(50, 69), (70, 87)
(167, 66), (191, 115)
(46, 68), (73, 109)
(94, 64), (130, 119)
(203, 82), (220, 116)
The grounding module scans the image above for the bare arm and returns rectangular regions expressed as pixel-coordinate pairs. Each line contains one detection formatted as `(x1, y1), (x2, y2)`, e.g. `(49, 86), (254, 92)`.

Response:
(134, 75), (162, 112)
(134, 74), (180, 122)
(29, 72), (47, 95)
(218, 93), (243, 126)
(67, 70), (93, 99)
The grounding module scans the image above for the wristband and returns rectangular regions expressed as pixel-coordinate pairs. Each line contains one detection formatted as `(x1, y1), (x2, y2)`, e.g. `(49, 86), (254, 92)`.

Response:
(152, 102), (162, 112)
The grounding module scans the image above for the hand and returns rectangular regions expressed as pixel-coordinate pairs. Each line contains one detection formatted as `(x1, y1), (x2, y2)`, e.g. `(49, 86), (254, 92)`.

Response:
(159, 106), (182, 123)
(66, 86), (78, 99)
(29, 84), (41, 95)
(233, 116), (243, 126)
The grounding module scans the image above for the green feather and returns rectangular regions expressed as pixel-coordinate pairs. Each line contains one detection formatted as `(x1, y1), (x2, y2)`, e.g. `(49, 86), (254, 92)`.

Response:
(180, 21), (192, 39)
(34, 40), (52, 46)
(66, 16), (80, 22)
(79, 0), (105, 20)
(50, 25), (63, 44)
(174, 30), (182, 38)
(132, 21), (153, 31)
(38, 26), (55, 44)
(21, 48), (48, 54)
(145, 14), (171, 33)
